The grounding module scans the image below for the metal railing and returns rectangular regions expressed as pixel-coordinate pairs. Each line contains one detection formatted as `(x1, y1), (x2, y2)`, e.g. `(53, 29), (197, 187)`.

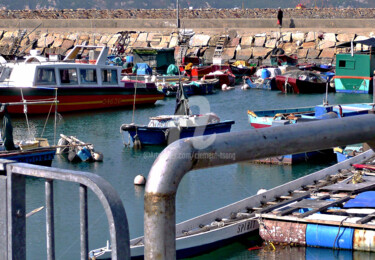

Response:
(1, 160), (130, 260)
(144, 114), (375, 259)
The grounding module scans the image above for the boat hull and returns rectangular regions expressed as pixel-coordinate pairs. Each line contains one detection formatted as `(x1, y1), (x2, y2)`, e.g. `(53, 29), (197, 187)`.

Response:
(334, 77), (373, 94)
(0, 148), (56, 166)
(0, 86), (164, 114)
(276, 76), (333, 94)
(122, 121), (235, 146)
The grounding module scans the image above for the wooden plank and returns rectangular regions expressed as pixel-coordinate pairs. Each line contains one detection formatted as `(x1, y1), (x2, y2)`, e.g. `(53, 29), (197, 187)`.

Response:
(258, 191), (312, 214)
(356, 214), (375, 224)
(298, 195), (352, 218)
(276, 194), (331, 216)
(322, 181), (375, 192)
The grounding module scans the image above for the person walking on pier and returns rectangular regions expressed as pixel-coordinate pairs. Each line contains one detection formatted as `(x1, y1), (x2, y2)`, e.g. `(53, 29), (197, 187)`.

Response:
(277, 7), (283, 28)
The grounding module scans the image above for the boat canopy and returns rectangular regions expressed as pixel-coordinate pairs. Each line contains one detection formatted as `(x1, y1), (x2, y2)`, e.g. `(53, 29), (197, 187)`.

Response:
(336, 38), (375, 48)
(132, 63), (152, 75)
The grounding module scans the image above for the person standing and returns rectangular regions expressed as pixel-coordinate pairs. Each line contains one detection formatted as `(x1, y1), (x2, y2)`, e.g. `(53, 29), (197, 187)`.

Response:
(277, 7), (283, 28)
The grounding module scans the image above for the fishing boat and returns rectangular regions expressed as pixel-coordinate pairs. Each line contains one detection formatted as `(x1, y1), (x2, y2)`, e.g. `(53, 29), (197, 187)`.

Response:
(0, 103), (56, 166)
(275, 70), (335, 94)
(334, 144), (364, 163)
(120, 82), (234, 146)
(183, 64), (232, 79)
(202, 70), (236, 87)
(247, 103), (373, 129)
(243, 77), (277, 90)
(334, 38), (375, 94)
(159, 78), (218, 97)
(0, 45), (164, 114)
(247, 103), (373, 164)
(89, 148), (375, 259)
(230, 62), (256, 84)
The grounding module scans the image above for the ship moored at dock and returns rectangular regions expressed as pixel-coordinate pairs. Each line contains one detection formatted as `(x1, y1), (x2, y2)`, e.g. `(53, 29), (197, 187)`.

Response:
(0, 45), (164, 114)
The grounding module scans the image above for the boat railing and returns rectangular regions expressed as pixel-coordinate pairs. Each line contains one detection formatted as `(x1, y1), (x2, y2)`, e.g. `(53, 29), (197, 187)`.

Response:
(0, 160), (130, 260)
(144, 114), (375, 259)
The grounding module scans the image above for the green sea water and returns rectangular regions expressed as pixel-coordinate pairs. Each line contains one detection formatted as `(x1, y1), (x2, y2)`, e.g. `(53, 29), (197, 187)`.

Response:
(17, 88), (373, 259)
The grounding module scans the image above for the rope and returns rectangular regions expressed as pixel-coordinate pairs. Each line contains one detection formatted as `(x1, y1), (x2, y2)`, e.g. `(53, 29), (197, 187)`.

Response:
(257, 214), (276, 251)
(20, 89), (32, 139)
(131, 75), (138, 124)
(41, 100), (53, 138)
(333, 216), (349, 251)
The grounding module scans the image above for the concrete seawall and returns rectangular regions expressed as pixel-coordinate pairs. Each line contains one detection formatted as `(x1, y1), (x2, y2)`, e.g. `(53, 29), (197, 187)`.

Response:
(2, 19), (375, 31)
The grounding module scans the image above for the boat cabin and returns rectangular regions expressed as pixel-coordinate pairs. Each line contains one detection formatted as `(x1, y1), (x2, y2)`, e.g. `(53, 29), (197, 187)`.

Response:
(0, 45), (122, 88)
(335, 39), (375, 94)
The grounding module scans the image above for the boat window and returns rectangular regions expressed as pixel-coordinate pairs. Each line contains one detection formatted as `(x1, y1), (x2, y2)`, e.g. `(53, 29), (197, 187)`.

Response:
(36, 68), (56, 85)
(59, 68), (78, 84)
(339, 60), (355, 69)
(101, 69), (118, 84)
(80, 69), (97, 84)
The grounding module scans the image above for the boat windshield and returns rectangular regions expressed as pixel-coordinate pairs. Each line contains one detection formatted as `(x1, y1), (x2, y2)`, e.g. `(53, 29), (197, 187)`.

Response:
(148, 118), (177, 128)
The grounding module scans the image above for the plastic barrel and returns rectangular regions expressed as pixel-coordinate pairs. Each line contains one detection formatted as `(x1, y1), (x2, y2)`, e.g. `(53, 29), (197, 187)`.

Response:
(77, 147), (92, 161)
(353, 229), (375, 251)
(126, 56), (134, 63)
(261, 69), (270, 79)
(306, 224), (354, 250)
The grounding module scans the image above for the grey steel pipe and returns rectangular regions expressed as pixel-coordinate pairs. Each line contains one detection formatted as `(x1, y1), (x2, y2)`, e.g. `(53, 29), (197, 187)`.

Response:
(144, 114), (375, 259)
(45, 179), (55, 260)
(80, 184), (88, 260)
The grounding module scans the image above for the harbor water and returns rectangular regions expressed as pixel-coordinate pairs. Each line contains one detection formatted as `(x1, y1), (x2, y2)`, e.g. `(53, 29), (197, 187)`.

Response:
(17, 87), (373, 259)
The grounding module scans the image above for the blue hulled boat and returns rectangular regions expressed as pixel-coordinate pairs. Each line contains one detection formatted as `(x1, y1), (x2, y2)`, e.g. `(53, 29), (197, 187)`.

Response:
(121, 82), (234, 146)
(247, 103), (374, 164)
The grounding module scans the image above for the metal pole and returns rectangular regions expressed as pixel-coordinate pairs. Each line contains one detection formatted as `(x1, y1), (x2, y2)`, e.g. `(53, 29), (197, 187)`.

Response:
(45, 179), (55, 260)
(176, 0), (180, 29)
(80, 185), (88, 260)
(144, 114), (375, 259)
(7, 170), (26, 260)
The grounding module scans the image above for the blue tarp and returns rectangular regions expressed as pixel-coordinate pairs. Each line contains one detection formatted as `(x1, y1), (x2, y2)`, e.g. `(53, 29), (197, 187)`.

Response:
(132, 63), (152, 75)
(344, 191), (375, 208)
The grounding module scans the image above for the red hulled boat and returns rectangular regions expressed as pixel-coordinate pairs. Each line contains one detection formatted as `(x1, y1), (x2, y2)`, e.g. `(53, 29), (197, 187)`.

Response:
(0, 45), (164, 114)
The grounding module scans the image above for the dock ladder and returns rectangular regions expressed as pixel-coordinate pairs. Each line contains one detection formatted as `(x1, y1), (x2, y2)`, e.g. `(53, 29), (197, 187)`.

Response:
(213, 35), (228, 64)
(111, 31), (131, 56)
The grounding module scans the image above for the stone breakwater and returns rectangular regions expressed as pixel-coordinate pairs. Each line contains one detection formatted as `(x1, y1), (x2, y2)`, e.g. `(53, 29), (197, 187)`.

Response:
(0, 29), (369, 64)
(1, 8), (375, 19)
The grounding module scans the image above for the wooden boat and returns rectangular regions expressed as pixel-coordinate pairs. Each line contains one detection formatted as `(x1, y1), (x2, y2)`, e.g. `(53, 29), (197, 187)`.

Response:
(0, 45), (164, 114)
(120, 82), (234, 146)
(160, 78), (218, 97)
(275, 70), (335, 94)
(0, 105), (56, 166)
(183, 64), (232, 79)
(247, 103), (373, 129)
(203, 70), (236, 87)
(247, 103), (373, 164)
(243, 77), (277, 90)
(270, 54), (298, 66)
(334, 144), (364, 163)
(89, 148), (375, 259)
(335, 38), (375, 94)
(230, 64), (256, 84)
(258, 150), (375, 252)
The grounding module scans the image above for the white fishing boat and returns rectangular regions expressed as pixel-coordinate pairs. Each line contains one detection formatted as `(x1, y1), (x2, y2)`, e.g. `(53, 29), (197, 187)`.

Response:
(0, 45), (164, 114)
(89, 149), (374, 259)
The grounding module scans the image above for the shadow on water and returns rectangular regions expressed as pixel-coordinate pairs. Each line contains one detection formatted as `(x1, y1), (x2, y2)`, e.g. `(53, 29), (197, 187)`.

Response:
(187, 243), (375, 260)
